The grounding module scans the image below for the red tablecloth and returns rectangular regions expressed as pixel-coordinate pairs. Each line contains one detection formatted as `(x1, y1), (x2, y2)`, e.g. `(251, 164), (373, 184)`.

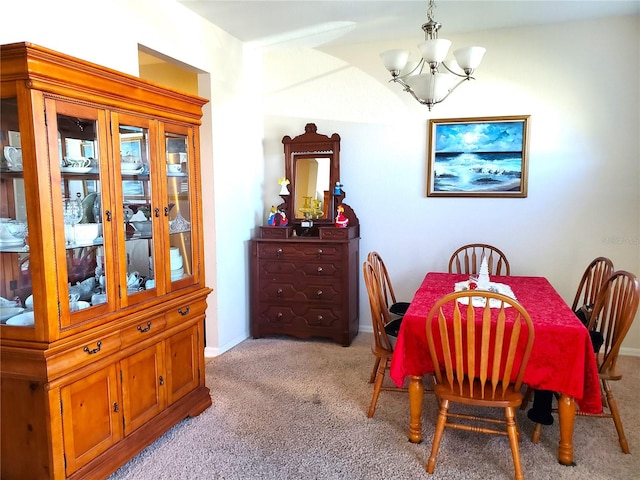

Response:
(390, 272), (602, 414)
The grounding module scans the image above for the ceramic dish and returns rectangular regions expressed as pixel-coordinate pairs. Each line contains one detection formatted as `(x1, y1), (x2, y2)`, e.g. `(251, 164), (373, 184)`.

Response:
(5, 311), (35, 326)
(0, 238), (25, 247)
(0, 306), (25, 322)
(121, 165), (143, 175)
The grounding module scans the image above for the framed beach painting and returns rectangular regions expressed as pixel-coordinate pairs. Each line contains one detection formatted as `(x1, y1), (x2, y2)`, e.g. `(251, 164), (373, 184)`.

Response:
(427, 115), (530, 197)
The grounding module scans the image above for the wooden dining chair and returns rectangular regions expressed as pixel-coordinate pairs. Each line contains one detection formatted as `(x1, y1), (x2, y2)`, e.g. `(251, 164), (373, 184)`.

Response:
(448, 243), (511, 276)
(367, 251), (410, 320)
(571, 256), (614, 322)
(362, 260), (408, 418)
(425, 290), (534, 480)
(521, 257), (614, 413)
(529, 270), (640, 452)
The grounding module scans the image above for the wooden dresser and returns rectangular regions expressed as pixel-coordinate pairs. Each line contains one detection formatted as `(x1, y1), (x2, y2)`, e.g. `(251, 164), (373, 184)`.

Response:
(250, 123), (360, 346)
(251, 227), (359, 346)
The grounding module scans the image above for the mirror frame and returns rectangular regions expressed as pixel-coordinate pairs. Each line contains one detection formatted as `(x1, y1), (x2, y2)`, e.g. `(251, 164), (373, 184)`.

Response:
(281, 123), (340, 227)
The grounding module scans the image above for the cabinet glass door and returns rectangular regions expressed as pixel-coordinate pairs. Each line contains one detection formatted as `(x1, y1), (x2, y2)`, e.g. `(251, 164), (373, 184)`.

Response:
(56, 106), (110, 323)
(165, 129), (194, 288)
(116, 118), (156, 303)
(0, 97), (31, 328)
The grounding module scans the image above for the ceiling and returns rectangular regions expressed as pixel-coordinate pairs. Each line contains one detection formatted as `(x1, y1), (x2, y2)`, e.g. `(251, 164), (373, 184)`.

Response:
(177, 0), (640, 48)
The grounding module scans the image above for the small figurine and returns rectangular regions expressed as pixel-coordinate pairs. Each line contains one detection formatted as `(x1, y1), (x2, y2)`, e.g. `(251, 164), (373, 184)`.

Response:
(333, 181), (342, 195)
(268, 206), (288, 226)
(335, 204), (349, 228)
(278, 177), (290, 196)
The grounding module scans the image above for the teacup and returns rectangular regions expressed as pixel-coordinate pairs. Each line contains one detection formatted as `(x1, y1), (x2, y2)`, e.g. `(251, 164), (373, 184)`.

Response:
(4, 146), (23, 170)
(167, 164), (182, 174)
(126, 271), (142, 288)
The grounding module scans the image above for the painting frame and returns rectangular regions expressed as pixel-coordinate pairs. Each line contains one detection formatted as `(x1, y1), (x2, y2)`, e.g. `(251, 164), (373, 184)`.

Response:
(427, 115), (530, 198)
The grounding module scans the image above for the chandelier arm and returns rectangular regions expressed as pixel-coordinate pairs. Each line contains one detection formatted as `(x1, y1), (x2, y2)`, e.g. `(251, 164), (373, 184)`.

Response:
(441, 61), (471, 79)
(431, 77), (474, 106)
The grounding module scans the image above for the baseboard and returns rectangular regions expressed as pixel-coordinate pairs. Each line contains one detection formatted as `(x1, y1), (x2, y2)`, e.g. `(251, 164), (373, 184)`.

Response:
(204, 331), (249, 357)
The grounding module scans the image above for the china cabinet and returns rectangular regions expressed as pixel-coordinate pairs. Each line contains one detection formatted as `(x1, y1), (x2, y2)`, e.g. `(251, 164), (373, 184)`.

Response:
(0, 42), (212, 479)
(250, 124), (360, 346)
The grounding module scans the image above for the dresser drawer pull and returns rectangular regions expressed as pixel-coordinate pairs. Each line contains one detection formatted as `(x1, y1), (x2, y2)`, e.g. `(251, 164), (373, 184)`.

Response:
(83, 341), (102, 355)
(316, 290), (323, 297)
(178, 306), (190, 316)
(276, 288), (283, 297)
(137, 321), (152, 333)
(317, 315), (323, 321)
(276, 248), (283, 257)
(276, 312), (283, 320)
(317, 266), (323, 274)
(317, 249), (323, 258)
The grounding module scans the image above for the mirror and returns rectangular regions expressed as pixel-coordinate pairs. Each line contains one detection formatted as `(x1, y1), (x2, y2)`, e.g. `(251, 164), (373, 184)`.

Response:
(282, 123), (341, 226)
(293, 156), (331, 220)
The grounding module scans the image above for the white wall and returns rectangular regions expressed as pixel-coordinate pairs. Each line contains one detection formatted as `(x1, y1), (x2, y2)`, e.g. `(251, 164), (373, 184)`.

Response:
(260, 16), (640, 354)
(3, 2), (639, 355)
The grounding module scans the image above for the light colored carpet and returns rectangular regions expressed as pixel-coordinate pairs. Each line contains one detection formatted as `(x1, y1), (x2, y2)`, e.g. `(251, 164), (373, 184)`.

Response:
(108, 333), (640, 479)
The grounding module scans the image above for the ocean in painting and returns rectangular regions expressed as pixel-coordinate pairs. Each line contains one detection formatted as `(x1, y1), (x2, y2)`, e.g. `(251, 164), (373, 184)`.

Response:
(432, 151), (522, 192)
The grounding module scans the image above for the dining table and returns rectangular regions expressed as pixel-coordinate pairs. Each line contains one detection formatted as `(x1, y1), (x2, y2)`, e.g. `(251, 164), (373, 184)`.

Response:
(389, 272), (602, 466)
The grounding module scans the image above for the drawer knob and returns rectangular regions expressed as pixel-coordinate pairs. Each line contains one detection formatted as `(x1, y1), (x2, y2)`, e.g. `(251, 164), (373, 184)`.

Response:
(317, 315), (323, 321)
(317, 249), (323, 258)
(83, 341), (102, 355)
(276, 288), (283, 297)
(317, 266), (323, 274)
(276, 312), (283, 320)
(137, 321), (152, 333)
(178, 306), (190, 316)
(316, 290), (323, 297)
(276, 248), (283, 257)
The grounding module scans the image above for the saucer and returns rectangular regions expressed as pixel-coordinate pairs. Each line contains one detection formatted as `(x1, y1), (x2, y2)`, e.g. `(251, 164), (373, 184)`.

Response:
(121, 166), (144, 175)
(61, 166), (92, 173)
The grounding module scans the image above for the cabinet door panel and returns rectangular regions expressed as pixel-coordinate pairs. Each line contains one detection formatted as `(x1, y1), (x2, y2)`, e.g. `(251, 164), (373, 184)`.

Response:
(165, 324), (199, 405)
(61, 364), (122, 475)
(120, 342), (166, 435)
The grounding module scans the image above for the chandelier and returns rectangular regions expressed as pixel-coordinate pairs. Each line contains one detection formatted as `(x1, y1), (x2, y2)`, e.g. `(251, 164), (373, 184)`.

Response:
(380, 0), (486, 110)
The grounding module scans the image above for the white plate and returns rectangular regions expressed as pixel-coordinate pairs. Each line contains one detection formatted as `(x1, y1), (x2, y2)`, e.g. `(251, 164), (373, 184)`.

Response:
(61, 166), (92, 174)
(70, 301), (91, 311)
(6, 311), (35, 326)
(0, 306), (25, 322)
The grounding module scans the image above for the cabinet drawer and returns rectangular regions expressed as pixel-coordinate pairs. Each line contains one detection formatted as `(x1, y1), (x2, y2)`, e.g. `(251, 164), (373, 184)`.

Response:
(51, 331), (121, 377)
(120, 316), (167, 348)
(165, 299), (207, 327)
(256, 243), (344, 261)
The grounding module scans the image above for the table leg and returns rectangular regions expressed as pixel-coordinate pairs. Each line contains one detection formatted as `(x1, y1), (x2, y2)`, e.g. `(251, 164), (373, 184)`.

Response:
(557, 394), (576, 466)
(408, 375), (424, 443)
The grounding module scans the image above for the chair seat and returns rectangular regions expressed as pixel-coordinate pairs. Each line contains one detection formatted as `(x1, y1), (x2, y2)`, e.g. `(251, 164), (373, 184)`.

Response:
(384, 317), (402, 337)
(390, 302), (410, 316)
(434, 381), (523, 408)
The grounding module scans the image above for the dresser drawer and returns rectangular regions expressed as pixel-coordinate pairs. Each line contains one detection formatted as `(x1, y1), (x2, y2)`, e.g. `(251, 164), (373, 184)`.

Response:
(120, 316), (167, 348)
(258, 281), (341, 303)
(259, 260), (342, 279)
(256, 242), (344, 261)
(256, 304), (341, 328)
